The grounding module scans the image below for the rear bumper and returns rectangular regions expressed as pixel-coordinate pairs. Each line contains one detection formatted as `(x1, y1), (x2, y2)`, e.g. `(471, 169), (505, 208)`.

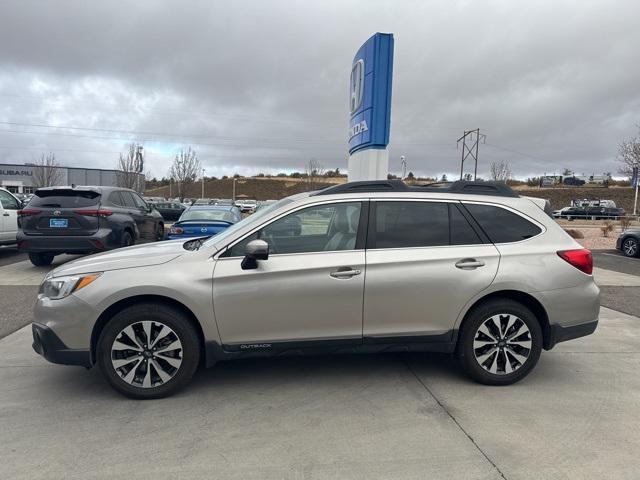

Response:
(547, 319), (598, 349)
(32, 323), (92, 367)
(17, 228), (119, 253)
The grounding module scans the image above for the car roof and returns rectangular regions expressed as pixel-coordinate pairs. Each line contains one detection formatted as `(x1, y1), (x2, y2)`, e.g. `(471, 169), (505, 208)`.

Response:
(187, 204), (236, 211)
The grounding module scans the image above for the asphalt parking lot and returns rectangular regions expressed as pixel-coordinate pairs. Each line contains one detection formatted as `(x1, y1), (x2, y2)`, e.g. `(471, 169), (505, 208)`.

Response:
(1, 248), (639, 479)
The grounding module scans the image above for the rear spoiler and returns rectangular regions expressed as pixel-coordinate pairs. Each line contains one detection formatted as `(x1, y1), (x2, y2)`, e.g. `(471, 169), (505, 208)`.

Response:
(524, 196), (554, 218)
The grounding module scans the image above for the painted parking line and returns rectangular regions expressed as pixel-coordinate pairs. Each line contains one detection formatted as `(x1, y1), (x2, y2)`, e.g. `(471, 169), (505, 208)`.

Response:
(601, 252), (640, 262)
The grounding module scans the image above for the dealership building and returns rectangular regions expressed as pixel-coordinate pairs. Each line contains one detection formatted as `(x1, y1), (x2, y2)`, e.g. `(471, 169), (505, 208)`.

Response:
(0, 163), (144, 194)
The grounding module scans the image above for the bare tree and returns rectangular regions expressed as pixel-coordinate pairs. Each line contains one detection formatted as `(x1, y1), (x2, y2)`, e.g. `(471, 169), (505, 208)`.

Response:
(169, 147), (201, 200)
(32, 152), (64, 188)
(617, 127), (640, 178)
(489, 160), (512, 182)
(304, 158), (325, 191)
(116, 143), (144, 191)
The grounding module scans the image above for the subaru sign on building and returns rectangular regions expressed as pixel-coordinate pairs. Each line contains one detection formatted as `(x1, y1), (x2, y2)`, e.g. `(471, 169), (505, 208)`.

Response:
(348, 32), (394, 181)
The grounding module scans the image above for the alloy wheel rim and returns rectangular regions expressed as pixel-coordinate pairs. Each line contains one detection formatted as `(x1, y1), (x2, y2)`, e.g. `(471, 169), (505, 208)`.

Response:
(623, 239), (637, 256)
(473, 314), (532, 375)
(111, 321), (183, 388)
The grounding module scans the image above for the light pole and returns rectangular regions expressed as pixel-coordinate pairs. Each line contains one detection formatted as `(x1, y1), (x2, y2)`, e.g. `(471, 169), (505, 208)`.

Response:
(400, 155), (406, 180)
(232, 177), (236, 202)
(633, 162), (639, 217)
(201, 168), (205, 199)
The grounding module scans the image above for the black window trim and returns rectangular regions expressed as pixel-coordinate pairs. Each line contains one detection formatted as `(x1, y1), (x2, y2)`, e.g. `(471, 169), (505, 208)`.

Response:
(367, 198), (487, 250)
(217, 199), (369, 259)
(460, 200), (546, 244)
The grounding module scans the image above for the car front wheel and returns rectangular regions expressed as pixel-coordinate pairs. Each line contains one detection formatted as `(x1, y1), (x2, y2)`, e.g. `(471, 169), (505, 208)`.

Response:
(622, 238), (639, 258)
(97, 303), (201, 399)
(458, 299), (542, 385)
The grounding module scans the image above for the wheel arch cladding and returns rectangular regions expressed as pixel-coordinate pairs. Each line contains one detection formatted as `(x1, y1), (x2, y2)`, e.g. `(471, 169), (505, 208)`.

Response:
(90, 295), (206, 366)
(458, 290), (551, 350)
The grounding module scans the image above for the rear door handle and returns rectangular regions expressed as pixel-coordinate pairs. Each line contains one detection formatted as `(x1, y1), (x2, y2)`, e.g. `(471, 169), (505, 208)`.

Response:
(330, 268), (362, 279)
(455, 258), (486, 270)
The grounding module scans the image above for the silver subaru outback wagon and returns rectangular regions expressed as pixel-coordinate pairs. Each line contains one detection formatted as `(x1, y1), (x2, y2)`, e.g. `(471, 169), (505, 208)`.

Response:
(31, 180), (599, 399)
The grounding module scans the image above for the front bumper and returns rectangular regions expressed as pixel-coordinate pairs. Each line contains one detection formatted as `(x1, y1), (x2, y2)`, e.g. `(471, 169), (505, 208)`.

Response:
(32, 323), (91, 367)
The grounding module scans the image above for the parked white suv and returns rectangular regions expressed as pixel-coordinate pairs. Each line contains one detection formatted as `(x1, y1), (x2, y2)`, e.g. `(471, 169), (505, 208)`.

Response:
(0, 187), (21, 246)
(31, 180), (599, 398)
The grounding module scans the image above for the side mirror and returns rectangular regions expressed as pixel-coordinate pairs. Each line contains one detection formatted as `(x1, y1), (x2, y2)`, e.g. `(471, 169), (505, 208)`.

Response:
(241, 239), (269, 270)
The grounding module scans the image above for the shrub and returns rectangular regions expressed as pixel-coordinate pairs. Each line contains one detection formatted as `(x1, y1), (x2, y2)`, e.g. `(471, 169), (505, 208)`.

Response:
(601, 221), (614, 237)
(564, 229), (585, 239)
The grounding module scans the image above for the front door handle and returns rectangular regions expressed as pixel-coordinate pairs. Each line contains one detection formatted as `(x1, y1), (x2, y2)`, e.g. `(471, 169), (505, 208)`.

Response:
(330, 268), (362, 279)
(455, 258), (486, 270)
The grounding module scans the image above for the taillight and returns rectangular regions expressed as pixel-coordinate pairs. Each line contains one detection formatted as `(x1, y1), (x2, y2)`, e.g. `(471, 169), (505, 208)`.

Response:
(170, 226), (184, 234)
(74, 209), (113, 218)
(17, 209), (41, 216)
(557, 249), (593, 275)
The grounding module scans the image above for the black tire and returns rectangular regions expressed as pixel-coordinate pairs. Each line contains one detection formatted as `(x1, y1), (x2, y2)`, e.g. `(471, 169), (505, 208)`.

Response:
(121, 230), (134, 248)
(96, 303), (201, 399)
(458, 299), (542, 386)
(156, 223), (165, 241)
(621, 237), (639, 258)
(29, 252), (55, 267)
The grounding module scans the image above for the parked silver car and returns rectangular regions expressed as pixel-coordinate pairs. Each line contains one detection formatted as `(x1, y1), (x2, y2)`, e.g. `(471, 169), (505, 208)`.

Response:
(31, 180), (599, 398)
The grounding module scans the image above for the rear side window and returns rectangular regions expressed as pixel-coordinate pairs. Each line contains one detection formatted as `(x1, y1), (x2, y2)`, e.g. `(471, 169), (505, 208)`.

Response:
(372, 201), (449, 248)
(464, 204), (542, 243)
(30, 190), (100, 208)
(119, 191), (138, 208)
(108, 191), (124, 206)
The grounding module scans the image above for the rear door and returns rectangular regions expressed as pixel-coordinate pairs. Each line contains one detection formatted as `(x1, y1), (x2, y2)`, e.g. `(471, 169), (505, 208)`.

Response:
(20, 189), (102, 237)
(120, 191), (153, 241)
(363, 200), (500, 341)
(0, 189), (20, 242)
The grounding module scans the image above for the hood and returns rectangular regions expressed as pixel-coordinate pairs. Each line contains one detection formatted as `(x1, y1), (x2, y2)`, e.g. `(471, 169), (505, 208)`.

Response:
(50, 240), (188, 277)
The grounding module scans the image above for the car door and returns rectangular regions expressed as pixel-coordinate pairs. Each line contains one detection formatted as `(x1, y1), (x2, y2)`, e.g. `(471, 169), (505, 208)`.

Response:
(120, 191), (152, 241)
(0, 189), (20, 243)
(130, 192), (156, 239)
(212, 200), (367, 348)
(363, 200), (500, 342)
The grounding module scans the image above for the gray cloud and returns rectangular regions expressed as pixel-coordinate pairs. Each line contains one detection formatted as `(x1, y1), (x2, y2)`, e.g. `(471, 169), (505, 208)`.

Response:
(0, 0), (639, 179)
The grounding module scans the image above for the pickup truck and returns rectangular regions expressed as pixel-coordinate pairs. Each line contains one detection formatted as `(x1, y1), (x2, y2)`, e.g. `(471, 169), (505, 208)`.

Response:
(0, 187), (21, 245)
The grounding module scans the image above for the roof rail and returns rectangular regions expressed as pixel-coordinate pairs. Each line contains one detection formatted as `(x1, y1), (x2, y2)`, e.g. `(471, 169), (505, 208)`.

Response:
(314, 180), (519, 197)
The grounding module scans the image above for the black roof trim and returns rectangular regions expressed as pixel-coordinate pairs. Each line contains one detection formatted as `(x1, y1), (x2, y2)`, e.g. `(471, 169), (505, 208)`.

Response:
(313, 180), (519, 197)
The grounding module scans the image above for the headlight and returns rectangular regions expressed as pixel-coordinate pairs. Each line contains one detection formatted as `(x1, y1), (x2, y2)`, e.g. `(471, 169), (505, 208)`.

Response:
(39, 273), (101, 300)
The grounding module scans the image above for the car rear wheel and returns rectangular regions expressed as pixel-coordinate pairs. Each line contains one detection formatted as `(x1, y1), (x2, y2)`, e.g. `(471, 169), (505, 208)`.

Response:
(96, 303), (201, 399)
(622, 238), (639, 258)
(458, 299), (542, 385)
(121, 231), (134, 248)
(28, 252), (55, 267)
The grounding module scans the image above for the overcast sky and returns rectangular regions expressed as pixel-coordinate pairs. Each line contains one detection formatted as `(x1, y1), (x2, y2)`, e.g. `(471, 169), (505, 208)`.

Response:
(0, 0), (639, 180)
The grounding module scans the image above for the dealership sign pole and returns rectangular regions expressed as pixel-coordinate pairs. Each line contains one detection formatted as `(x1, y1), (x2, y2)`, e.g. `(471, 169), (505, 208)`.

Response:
(632, 163), (639, 216)
(348, 33), (394, 181)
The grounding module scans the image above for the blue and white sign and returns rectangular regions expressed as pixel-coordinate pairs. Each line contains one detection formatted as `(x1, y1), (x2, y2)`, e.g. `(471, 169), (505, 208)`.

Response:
(348, 33), (394, 154)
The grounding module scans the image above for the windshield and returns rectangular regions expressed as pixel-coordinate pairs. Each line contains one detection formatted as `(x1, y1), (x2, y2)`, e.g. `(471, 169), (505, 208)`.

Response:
(180, 209), (236, 222)
(201, 197), (294, 247)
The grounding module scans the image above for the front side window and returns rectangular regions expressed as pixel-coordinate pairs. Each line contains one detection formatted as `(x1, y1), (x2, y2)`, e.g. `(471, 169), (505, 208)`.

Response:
(0, 190), (20, 210)
(371, 201), (449, 248)
(227, 202), (362, 256)
(464, 203), (542, 243)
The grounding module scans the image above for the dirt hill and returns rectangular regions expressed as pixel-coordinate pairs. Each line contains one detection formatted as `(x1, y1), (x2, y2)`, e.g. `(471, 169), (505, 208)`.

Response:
(146, 178), (637, 212)
(145, 177), (342, 201)
(515, 187), (637, 212)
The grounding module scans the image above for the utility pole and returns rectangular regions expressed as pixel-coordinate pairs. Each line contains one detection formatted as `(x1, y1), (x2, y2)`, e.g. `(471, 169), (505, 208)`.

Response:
(201, 168), (205, 199)
(232, 177), (236, 202)
(457, 128), (486, 180)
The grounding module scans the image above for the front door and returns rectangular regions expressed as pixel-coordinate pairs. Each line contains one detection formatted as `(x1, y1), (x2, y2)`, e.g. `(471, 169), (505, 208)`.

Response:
(363, 200), (500, 341)
(0, 190), (20, 243)
(212, 201), (366, 348)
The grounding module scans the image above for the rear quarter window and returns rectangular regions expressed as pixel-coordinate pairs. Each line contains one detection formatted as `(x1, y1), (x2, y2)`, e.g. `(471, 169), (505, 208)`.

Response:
(30, 190), (100, 208)
(464, 203), (542, 243)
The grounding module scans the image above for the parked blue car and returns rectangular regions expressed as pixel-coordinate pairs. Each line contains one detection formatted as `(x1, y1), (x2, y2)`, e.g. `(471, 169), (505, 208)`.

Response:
(168, 205), (242, 240)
